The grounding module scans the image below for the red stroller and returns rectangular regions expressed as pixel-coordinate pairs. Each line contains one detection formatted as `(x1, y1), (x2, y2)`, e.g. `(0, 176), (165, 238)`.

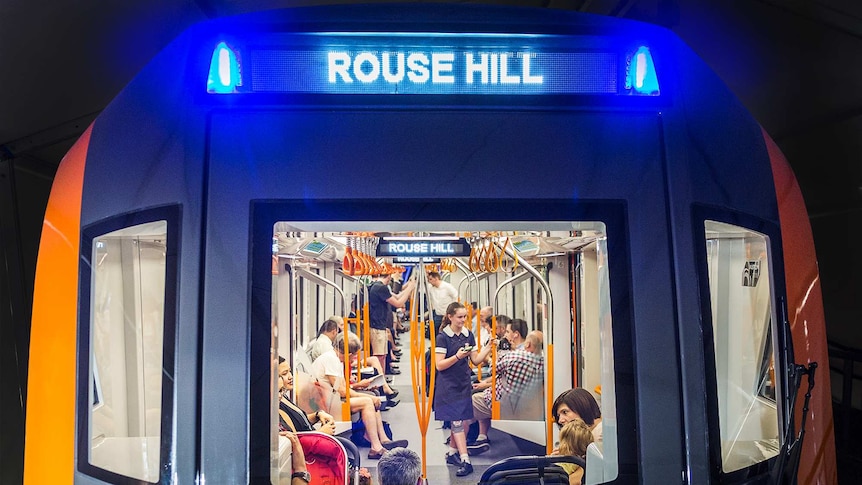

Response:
(295, 431), (361, 485)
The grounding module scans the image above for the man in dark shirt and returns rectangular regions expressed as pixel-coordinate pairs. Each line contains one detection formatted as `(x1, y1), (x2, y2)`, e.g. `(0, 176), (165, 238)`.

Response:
(368, 272), (414, 372)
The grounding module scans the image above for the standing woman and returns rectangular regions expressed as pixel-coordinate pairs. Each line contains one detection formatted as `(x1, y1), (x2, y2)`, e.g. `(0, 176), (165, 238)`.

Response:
(434, 301), (495, 477)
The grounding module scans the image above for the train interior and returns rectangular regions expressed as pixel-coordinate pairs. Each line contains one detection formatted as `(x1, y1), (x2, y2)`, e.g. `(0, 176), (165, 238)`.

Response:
(270, 224), (616, 483)
(82, 218), (781, 483)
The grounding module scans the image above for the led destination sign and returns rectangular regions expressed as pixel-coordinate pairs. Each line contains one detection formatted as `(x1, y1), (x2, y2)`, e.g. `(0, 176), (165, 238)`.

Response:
(249, 45), (620, 95)
(377, 239), (470, 257)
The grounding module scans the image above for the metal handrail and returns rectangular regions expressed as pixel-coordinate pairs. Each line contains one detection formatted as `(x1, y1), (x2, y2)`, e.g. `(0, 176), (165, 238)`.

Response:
(492, 244), (555, 454)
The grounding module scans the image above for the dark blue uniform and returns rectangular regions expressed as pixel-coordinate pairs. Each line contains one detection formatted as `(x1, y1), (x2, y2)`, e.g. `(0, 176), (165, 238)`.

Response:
(433, 326), (477, 421)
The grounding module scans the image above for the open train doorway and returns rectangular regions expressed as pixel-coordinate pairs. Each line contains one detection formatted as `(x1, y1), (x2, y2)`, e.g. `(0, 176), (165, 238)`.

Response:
(263, 215), (621, 484)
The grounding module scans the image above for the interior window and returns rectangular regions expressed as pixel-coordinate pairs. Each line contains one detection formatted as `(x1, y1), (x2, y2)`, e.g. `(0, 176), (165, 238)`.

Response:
(88, 221), (167, 482)
(704, 220), (779, 473)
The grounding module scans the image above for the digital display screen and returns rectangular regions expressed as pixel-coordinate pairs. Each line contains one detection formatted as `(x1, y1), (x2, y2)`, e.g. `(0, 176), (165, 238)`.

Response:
(247, 35), (619, 95)
(513, 240), (537, 253)
(394, 256), (441, 263)
(301, 240), (329, 255)
(378, 238), (470, 257)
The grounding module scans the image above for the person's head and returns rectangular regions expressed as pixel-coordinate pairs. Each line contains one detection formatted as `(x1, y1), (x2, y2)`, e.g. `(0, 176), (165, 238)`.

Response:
(329, 315), (345, 332)
(479, 306), (493, 327)
(495, 314), (511, 338)
(377, 272), (392, 284)
(441, 301), (467, 329)
(377, 447), (421, 485)
(318, 318), (340, 338)
(427, 271), (442, 288)
(552, 388), (602, 427)
(558, 418), (594, 458)
(505, 318), (529, 346)
(278, 358), (293, 392)
(524, 330), (543, 354)
(334, 332), (362, 362)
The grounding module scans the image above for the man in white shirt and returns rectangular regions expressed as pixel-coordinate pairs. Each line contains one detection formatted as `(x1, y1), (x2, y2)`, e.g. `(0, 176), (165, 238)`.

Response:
(310, 332), (408, 459)
(307, 318), (339, 362)
(426, 271), (459, 331)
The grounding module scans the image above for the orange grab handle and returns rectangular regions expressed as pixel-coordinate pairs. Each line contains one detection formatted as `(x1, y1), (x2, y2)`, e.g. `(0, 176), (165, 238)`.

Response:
(344, 247), (354, 275)
(469, 245), (480, 272)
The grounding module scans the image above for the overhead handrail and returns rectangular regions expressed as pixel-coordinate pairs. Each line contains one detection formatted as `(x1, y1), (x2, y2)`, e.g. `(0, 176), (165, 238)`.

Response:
(492, 243), (556, 454)
(296, 268), (348, 312)
(457, 270), (480, 305)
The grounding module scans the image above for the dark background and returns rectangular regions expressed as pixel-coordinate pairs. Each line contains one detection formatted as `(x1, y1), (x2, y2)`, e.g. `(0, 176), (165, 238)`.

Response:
(2, 1), (860, 483)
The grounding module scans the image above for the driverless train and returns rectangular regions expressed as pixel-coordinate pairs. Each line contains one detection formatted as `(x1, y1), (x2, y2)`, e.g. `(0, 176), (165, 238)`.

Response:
(25, 3), (836, 484)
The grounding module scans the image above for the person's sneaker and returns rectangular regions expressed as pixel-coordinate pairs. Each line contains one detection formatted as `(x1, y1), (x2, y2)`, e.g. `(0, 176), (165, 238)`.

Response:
(456, 462), (474, 477)
(445, 453), (462, 466)
(383, 398), (400, 408)
(468, 437), (490, 446)
(466, 442), (490, 455)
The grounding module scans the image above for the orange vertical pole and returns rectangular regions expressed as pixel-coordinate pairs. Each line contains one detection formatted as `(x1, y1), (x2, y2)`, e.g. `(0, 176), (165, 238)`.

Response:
(546, 341), (555, 455)
(491, 315), (500, 420)
(409, 285), (434, 482)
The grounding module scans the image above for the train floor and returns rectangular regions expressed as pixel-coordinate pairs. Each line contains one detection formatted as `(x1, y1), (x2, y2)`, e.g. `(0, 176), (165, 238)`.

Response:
(345, 326), (545, 484)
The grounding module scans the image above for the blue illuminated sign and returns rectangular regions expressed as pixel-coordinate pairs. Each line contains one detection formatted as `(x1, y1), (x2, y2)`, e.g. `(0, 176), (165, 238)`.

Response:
(252, 49), (615, 94)
(208, 34), (661, 96)
(377, 239), (470, 257)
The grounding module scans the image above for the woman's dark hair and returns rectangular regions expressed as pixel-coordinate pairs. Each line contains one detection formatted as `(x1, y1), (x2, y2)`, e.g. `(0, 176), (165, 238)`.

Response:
(440, 301), (466, 329)
(552, 388), (602, 426)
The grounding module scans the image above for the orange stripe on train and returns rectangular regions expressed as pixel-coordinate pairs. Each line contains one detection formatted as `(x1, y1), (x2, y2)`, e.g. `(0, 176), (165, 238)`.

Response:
(24, 126), (91, 485)
(764, 128), (838, 485)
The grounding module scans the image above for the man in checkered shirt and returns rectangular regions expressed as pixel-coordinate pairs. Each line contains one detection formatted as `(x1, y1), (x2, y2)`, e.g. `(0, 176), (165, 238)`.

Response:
(467, 327), (544, 452)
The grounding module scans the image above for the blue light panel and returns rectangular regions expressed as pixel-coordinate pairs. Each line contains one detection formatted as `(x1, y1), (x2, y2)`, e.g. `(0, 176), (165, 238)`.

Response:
(205, 34), (662, 97)
(626, 46), (659, 95)
(207, 42), (241, 93)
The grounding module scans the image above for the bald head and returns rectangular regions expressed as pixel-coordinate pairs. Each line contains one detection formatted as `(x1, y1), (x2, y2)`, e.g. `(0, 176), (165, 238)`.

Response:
(525, 330), (543, 354)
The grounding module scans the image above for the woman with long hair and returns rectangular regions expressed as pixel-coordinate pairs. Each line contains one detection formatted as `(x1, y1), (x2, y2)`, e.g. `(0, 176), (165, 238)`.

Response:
(433, 301), (495, 477)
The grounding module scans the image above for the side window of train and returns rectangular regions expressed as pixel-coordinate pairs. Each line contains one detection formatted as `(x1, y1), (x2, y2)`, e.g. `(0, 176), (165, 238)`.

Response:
(79, 207), (178, 483)
(702, 220), (780, 475)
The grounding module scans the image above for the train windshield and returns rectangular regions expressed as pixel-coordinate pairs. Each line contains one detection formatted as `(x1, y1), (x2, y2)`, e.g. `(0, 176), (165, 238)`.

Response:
(269, 222), (619, 483)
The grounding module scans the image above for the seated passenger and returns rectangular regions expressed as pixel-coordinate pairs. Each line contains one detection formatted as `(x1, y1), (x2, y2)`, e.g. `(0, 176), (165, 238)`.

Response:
(307, 318), (340, 362)
(552, 388), (603, 445)
(277, 357), (336, 435)
(310, 332), (408, 459)
(468, 330), (543, 452)
(556, 418), (594, 485)
(505, 318), (529, 350)
(495, 314), (513, 351)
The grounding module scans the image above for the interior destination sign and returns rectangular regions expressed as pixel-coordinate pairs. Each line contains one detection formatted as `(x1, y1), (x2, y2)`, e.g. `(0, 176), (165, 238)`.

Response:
(377, 239), (470, 257)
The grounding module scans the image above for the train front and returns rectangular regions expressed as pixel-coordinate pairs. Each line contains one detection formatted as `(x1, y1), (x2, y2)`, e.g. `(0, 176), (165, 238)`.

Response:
(25, 4), (835, 485)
